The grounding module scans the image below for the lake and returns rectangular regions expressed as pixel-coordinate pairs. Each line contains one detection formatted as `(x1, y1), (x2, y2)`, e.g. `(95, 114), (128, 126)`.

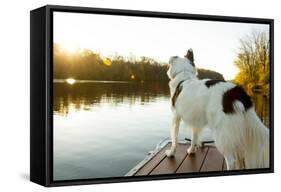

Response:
(53, 81), (269, 180)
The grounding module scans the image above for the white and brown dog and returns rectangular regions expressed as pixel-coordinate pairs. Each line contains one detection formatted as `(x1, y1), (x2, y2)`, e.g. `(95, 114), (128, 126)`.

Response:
(165, 49), (269, 170)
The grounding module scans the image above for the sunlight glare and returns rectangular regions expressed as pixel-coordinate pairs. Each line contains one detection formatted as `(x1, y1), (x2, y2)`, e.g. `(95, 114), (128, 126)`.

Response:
(103, 58), (112, 66)
(66, 78), (76, 85)
(60, 42), (79, 54)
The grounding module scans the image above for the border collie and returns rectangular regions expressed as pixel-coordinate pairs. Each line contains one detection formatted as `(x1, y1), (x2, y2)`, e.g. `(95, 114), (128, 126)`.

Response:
(165, 49), (269, 170)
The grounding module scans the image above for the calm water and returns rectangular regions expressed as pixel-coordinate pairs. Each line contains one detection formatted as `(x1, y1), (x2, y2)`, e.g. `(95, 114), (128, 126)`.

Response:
(53, 81), (269, 180)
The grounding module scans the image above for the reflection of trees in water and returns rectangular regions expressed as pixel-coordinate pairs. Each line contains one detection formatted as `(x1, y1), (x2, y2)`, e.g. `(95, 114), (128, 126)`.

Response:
(53, 82), (170, 116)
(54, 82), (269, 128)
(251, 94), (270, 127)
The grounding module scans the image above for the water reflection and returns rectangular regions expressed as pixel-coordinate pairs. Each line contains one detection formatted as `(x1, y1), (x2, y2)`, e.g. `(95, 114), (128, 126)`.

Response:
(53, 82), (170, 116)
(53, 82), (172, 180)
(251, 94), (270, 127)
(54, 82), (269, 126)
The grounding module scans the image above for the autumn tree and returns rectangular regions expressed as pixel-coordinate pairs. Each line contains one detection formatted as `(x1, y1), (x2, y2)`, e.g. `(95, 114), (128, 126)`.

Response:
(234, 31), (270, 95)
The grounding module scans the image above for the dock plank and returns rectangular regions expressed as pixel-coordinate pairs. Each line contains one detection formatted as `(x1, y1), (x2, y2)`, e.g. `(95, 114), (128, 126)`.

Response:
(134, 143), (170, 176)
(200, 147), (224, 172)
(149, 143), (188, 175)
(176, 146), (209, 173)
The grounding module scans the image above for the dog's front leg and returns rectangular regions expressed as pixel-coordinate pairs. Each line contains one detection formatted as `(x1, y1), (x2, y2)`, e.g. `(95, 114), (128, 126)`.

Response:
(165, 115), (181, 157)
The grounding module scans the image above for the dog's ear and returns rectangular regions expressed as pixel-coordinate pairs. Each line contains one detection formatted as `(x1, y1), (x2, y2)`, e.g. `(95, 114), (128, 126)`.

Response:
(185, 49), (195, 67)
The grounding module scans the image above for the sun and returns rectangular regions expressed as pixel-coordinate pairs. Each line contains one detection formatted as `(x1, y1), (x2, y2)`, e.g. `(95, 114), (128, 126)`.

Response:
(60, 42), (80, 54)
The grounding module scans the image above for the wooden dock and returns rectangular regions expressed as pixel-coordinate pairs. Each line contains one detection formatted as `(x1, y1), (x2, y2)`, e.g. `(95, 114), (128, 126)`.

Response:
(127, 142), (227, 176)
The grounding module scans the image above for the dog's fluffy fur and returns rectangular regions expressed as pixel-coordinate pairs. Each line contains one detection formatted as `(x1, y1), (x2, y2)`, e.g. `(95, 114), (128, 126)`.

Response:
(165, 49), (269, 170)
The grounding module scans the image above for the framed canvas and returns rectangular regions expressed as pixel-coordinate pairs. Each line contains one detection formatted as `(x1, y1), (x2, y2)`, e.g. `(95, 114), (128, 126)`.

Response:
(30, 5), (274, 187)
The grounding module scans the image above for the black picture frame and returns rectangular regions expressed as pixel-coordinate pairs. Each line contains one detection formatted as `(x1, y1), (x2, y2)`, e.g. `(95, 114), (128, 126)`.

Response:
(30, 5), (274, 187)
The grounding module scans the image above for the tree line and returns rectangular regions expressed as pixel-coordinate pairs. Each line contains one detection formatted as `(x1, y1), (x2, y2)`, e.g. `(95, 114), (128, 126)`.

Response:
(54, 44), (169, 82)
(53, 43), (225, 82)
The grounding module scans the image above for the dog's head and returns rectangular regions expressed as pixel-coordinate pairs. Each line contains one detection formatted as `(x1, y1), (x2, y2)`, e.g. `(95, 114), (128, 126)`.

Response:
(167, 49), (196, 79)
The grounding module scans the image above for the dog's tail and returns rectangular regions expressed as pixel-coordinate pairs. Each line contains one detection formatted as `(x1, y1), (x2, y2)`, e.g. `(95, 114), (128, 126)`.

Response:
(243, 107), (269, 169)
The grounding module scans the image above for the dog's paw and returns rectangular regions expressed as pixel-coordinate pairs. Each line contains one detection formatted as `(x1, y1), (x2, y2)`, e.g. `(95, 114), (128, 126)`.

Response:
(187, 146), (196, 155)
(165, 149), (176, 157)
(197, 142), (203, 148)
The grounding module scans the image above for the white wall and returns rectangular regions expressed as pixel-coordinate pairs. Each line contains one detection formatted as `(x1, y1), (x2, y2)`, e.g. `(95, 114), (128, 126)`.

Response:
(0, 0), (279, 191)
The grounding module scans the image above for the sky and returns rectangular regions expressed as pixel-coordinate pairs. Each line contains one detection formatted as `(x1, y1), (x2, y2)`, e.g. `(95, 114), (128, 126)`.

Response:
(53, 12), (269, 80)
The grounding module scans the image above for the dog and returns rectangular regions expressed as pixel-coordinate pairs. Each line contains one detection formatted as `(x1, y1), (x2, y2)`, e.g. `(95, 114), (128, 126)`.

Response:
(165, 49), (269, 170)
